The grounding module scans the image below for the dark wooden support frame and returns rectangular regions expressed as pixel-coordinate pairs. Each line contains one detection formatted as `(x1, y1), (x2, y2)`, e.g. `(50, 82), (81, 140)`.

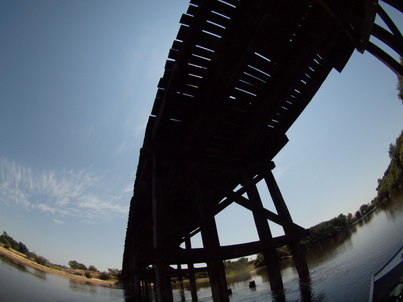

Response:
(152, 155), (174, 302)
(121, 0), (401, 299)
(312, 0), (403, 77)
(124, 155), (310, 301)
(367, 2), (403, 77)
(185, 238), (198, 302)
(264, 170), (310, 280)
(195, 180), (230, 302)
(241, 166), (284, 290)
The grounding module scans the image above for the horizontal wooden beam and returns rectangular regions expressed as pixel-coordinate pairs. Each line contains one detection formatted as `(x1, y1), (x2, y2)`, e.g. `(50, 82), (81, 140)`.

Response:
(138, 232), (308, 265)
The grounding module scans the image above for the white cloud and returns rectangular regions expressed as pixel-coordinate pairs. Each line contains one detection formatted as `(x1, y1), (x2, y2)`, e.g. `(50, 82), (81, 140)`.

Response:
(123, 183), (133, 193)
(115, 141), (127, 156)
(53, 219), (65, 225)
(0, 156), (129, 223)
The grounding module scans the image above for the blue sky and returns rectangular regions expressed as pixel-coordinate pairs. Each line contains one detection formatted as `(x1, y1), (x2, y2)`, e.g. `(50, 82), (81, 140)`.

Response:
(0, 1), (401, 271)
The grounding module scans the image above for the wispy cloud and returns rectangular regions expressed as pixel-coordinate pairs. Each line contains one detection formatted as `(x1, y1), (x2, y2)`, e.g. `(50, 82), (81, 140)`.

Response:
(0, 156), (129, 223)
(115, 141), (127, 156)
(123, 183), (133, 193)
(53, 219), (65, 225)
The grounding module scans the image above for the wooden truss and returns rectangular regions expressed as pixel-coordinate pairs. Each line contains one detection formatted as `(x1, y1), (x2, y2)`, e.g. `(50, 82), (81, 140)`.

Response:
(123, 154), (309, 302)
(122, 0), (402, 301)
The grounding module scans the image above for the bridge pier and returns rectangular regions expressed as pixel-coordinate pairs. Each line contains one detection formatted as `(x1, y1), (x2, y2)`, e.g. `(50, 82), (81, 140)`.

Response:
(152, 156), (174, 302)
(132, 269), (143, 301)
(196, 182), (230, 302)
(264, 170), (310, 280)
(241, 166), (284, 290)
(185, 238), (198, 302)
(154, 261), (173, 302)
(123, 158), (310, 301)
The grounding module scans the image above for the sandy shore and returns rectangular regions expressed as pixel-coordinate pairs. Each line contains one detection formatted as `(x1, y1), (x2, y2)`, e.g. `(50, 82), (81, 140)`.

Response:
(0, 246), (119, 288)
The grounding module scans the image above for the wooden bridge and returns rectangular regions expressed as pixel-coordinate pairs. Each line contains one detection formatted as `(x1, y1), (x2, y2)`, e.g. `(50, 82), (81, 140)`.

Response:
(122, 0), (402, 301)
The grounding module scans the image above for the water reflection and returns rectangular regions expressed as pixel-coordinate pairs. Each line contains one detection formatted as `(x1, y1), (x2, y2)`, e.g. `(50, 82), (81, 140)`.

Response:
(0, 253), (27, 272)
(69, 279), (98, 295)
(207, 199), (402, 302)
(227, 271), (251, 283)
(0, 193), (401, 302)
(382, 191), (403, 221)
(304, 230), (354, 268)
(0, 253), (48, 281)
(32, 267), (47, 280)
(253, 266), (320, 302)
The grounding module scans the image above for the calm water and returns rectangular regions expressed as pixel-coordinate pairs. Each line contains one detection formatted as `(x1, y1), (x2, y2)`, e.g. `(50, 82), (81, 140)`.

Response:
(1, 194), (402, 302)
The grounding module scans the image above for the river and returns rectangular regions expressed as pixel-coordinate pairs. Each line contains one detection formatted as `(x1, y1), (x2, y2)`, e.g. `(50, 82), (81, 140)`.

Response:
(1, 193), (402, 302)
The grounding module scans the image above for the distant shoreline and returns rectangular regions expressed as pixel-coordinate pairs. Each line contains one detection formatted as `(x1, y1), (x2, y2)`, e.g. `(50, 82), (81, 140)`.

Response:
(0, 246), (119, 288)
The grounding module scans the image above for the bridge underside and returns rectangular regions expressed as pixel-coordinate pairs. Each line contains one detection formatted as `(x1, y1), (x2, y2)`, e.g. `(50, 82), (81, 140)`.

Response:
(122, 0), (402, 301)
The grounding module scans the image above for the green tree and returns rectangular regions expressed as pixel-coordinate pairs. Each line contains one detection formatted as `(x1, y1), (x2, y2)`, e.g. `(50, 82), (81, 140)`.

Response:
(68, 260), (87, 270)
(360, 204), (369, 215)
(0, 231), (21, 250)
(347, 213), (353, 224)
(377, 131), (403, 201)
(0, 232), (31, 255)
(0, 232), (11, 248)
(107, 268), (121, 279)
(36, 256), (49, 266)
(254, 253), (265, 268)
(28, 252), (38, 261)
(99, 272), (111, 280)
(88, 265), (97, 272)
(18, 242), (29, 255)
(398, 57), (403, 102)
(0, 231), (9, 244)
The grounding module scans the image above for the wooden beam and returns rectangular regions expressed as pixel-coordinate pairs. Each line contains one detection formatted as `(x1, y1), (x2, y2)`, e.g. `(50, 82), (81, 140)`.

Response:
(264, 169), (310, 280)
(241, 167), (283, 290)
(367, 42), (403, 77)
(152, 155), (173, 302)
(195, 182), (229, 302)
(185, 238), (198, 302)
(136, 234), (306, 264)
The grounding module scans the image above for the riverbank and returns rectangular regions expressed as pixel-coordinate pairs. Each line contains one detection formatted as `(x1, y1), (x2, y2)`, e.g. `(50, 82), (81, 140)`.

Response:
(0, 246), (119, 288)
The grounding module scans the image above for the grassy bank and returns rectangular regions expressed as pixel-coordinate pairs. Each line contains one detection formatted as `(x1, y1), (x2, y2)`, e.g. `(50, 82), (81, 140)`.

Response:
(0, 245), (119, 288)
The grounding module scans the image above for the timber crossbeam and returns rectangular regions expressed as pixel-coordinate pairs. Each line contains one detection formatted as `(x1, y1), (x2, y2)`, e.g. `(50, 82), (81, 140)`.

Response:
(135, 233), (308, 265)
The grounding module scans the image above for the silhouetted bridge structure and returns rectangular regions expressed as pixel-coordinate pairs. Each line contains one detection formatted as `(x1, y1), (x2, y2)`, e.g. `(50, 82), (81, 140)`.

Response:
(122, 0), (402, 301)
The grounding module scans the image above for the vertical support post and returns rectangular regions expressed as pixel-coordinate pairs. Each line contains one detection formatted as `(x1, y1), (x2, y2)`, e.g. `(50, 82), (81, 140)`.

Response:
(241, 167), (284, 290)
(132, 268), (143, 301)
(264, 168), (310, 280)
(143, 277), (151, 302)
(195, 181), (229, 302)
(125, 228), (143, 301)
(154, 264), (172, 302)
(133, 241), (144, 301)
(123, 223), (143, 300)
(177, 264), (185, 301)
(152, 155), (173, 302)
(207, 260), (228, 302)
(185, 238), (198, 302)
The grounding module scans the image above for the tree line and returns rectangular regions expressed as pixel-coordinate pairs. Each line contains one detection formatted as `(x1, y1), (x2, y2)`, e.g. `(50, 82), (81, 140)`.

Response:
(0, 231), (120, 281)
(376, 130), (403, 203)
(255, 129), (403, 268)
(0, 231), (49, 266)
(67, 260), (120, 280)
